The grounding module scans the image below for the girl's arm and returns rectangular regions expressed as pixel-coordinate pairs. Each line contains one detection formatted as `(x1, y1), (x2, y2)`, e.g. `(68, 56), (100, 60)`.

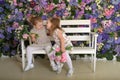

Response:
(57, 29), (65, 53)
(30, 33), (36, 43)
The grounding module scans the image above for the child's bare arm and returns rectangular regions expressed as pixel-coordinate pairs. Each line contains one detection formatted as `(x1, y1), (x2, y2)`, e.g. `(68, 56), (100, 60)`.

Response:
(57, 29), (65, 53)
(30, 33), (36, 42)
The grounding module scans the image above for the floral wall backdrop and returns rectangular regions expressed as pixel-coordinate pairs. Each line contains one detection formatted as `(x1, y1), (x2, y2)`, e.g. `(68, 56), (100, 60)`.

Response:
(0, 0), (120, 60)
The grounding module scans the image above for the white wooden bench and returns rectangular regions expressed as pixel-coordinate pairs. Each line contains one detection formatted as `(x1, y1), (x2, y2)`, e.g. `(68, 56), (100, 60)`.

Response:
(21, 20), (98, 72)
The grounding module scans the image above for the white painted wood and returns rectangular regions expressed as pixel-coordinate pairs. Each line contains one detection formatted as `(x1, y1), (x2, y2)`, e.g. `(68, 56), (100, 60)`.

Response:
(21, 20), (98, 72)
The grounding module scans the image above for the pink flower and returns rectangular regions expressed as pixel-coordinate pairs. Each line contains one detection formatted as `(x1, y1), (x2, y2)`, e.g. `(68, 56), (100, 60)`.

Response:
(55, 56), (61, 62)
(26, 14), (31, 18)
(45, 3), (55, 13)
(22, 34), (29, 39)
(12, 22), (19, 28)
(60, 52), (67, 63)
(13, 0), (17, 6)
(57, 2), (66, 10)
(104, 8), (114, 17)
(63, 10), (69, 16)
(90, 17), (97, 23)
(102, 20), (112, 28)
(18, 3), (23, 7)
(55, 48), (60, 52)
(34, 5), (41, 13)
(18, 26), (23, 30)
(50, 53), (55, 60)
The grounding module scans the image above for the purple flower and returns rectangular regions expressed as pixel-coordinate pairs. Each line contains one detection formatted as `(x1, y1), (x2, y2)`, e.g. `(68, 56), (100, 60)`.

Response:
(42, 15), (47, 20)
(82, 0), (92, 4)
(0, 29), (4, 33)
(111, 0), (120, 5)
(0, 7), (4, 12)
(3, 44), (10, 52)
(0, 14), (5, 20)
(116, 26), (120, 31)
(7, 27), (14, 33)
(0, 0), (5, 4)
(16, 12), (23, 21)
(107, 37), (114, 44)
(97, 33), (109, 43)
(69, 0), (78, 6)
(34, 5), (41, 13)
(0, 33), (5, 39)
(114, 45), (120, 54)
(104, 44), (111, 49)
(15, 8), (19, 14)
(40, 0), (48, 7)
(115, 37), (120, 44)
(91, 3), (97, 10)
(11, 50), (17, 56)
(5, 3), (10, 9)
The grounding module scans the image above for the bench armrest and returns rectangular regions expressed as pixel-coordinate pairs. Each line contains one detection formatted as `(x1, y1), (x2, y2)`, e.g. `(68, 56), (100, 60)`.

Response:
(90, 32), (98, 37)
(89, 32), (98, 49)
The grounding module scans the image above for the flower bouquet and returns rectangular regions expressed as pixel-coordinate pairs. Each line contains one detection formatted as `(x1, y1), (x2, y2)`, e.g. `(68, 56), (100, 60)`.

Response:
(49, 45), (73, 63)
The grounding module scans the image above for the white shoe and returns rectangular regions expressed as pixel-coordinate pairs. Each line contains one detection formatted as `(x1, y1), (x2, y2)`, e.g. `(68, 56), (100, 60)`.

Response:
(24, 64), (34, 71)
(52, 65), (57, 71)
(67, 69), (74, 77)
(57, 63), (63, 74)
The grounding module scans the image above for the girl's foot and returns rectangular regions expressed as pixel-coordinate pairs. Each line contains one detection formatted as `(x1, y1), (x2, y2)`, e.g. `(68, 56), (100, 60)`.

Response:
(24, 64), (34, 71)
(52, 65), (57, 71)
(67, 69), (74, 77)
(57, 63), (64, 74)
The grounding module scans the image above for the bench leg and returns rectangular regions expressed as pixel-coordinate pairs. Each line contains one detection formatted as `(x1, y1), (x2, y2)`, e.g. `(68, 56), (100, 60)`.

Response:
(93, 53), (96, 72)
(22, 54), (26, 71)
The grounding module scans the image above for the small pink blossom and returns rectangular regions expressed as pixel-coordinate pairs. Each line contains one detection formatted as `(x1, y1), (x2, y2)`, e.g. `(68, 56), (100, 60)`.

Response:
(18, 26), (23, 30)
(45, 3), (55, 13)
(55, 48), (60, 52)
(102, 20), (112, 28)
(60, 52), (67, 62)
(90, 17), (97, 23)
(55, 56), (61, 62)
(34, 5), (41, 13)
(18, 3), (23, 7)
(57, 2), (66, 10)
(13, 0), (17, 6)
(104, 8), (114, 17)
(12, 22), (19, 28)
(22, 34), (29, 39)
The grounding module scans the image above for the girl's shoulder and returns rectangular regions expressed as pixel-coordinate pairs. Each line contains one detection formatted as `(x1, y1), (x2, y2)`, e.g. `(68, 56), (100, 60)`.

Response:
(54, 28), (63, 35)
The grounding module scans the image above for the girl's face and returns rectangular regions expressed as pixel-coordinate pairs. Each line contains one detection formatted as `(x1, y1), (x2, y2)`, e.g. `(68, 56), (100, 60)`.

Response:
(46, 20), (52, 30)
(34, 22), (43, 30)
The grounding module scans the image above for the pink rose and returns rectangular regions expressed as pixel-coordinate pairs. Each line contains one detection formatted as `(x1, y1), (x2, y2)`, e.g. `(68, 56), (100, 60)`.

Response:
(12, 22), (19, 28)
(90, 18), (97, 23)
(55, 56), (61, 62)
(55, 48), (60, 52)
(45, 3), (55, 13)
(102, 20), (112, 28)
(22, 34), (29, 39)
(13, 0), (17, 6)
(104, 8), (114, 17)
(34, 5), (41, 13)
(60, 52), (67, 63)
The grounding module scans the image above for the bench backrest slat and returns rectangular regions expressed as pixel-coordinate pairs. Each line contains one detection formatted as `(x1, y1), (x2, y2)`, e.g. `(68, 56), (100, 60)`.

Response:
(60, 20), (91, 41)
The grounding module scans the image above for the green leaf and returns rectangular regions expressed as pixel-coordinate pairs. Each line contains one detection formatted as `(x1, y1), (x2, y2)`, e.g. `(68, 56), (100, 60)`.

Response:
(53, 0), (59, 4)
(105, 52), (113, 60)
(78, 0), (82, 3)
(56, 52), (62, 56)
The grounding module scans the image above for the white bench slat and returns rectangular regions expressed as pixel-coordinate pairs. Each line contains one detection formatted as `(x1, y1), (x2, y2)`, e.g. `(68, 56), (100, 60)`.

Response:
(60, 20), (91, 25)
(68, 35), (90, 41)
(63, 28), (90, 33)
(70, 47), (95, 54)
